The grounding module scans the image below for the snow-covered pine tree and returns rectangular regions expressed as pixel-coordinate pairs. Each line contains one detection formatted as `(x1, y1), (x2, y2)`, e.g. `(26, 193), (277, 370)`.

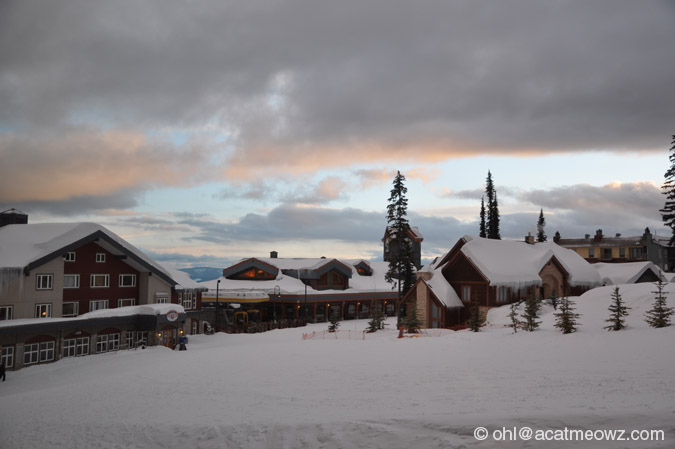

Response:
(549, 291), (558, 310)
(479, 197), (487, 238)
(604, 287), (630, 331)
(645, 277), (674, 328)
(554, 295), (581, 334)
(467, 300), (482, 332)
(367, 302), (386, 333)
(537, 209), (547, 242)
(659, 135), (675, 246)
(402, 300), (422, 334)
(328, 307), (341, 332)
(385, 171), (416, 325)
(520, 289), (541, 332)
(485, 171), (501, 240)
(508, 301), (520, 333)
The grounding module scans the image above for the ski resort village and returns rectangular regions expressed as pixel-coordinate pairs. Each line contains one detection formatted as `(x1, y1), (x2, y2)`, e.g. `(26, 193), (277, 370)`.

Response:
(4, 1), (675, 448)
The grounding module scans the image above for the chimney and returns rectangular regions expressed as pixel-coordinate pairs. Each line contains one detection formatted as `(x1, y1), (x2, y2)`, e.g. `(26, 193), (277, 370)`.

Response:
(0, 208), (28, 227)
(585, 234), (591, 239)
(615, 233), (622, 238)
(525, 233), (535, 244)
(594, 229), (603, 242)
(270, 251), (278, 259)
(553, 231), (561, 244)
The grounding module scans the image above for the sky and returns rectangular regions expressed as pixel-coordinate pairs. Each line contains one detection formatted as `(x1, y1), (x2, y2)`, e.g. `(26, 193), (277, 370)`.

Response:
(2, 0), (675, 268)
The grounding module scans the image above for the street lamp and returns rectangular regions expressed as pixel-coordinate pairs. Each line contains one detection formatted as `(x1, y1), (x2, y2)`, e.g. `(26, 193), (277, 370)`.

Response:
(215, 279), (220, 332)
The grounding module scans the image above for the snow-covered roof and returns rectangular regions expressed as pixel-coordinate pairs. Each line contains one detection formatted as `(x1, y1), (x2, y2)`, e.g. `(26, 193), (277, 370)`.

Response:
(424, 276), (463, 308)
(593, 261), (663, 285)
(162, 266), (207, 290)
(457, 236), (601, 288)
(0, 222), (175, 285)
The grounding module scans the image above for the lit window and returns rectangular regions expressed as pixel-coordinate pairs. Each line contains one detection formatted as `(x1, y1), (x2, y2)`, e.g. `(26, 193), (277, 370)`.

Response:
(36, 274), (53, 290)
(90, 274), (110, 288)
(35, 303), (52, 318)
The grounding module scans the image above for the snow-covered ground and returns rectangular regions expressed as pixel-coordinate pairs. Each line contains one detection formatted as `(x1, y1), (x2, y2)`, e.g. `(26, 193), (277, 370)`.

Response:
(2, 284), (675, 449)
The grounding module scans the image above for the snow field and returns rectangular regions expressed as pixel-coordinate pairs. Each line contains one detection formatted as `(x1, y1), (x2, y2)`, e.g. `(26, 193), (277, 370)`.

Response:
(2, 283), (675, 448)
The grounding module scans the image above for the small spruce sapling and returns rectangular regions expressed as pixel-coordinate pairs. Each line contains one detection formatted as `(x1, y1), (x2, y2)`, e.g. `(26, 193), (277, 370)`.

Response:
(467, 301), (482, 332)
(520, 290), (541, 332)
(328, 307), (341, 333)
(403, 301), (422, 334)
(554, 295), (581, 334)
(604, 287), (630, 331)
(367, 302), (386, 333)
(508, 301), (520, 333)
(645, 277), (674, 328)
(549, 291), (558, 310)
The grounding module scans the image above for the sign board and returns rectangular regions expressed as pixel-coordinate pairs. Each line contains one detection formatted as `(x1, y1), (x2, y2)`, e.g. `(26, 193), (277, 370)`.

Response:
(166, 310), (179, 322)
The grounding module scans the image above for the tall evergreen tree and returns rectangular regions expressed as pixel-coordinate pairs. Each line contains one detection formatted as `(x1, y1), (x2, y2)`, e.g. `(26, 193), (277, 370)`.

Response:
(554, 295), (581, 334)
(536, 209), (547, 242)
(479, 197), (487, 238)
(645, 277), (674, 328)
(520, 290), (541, 332)
(659, 135), (675, 246)
(467, 300), (482, 332)
(385, 171), (416, 324)
(485, 171), (501, 239)
(604, 287), (630, 331)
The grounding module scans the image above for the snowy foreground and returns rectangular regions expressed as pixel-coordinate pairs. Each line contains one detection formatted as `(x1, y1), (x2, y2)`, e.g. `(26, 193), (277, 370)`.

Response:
(2, 284), (675, 449)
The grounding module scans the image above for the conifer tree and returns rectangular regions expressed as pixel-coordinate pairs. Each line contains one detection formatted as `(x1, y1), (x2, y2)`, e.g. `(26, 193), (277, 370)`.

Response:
(385, 171), (416, 326)
(479, 197), (487, 238)
(367, 302), (386, 333)
(508, 301), (520, 333)
(604, 287), (630, 331)
(328, 307), (341, 332)
(520, 290), (541, 332)
(645, 277), (674, 328)
(536, 209), (547, 242)
(549, 291), (558, 310)
(554, 295), (581, 334)
(485, 171), (501, 239)
(659, 135), (675, 246)
(402, 300), (422, 334)
(467, 300), (482, 332)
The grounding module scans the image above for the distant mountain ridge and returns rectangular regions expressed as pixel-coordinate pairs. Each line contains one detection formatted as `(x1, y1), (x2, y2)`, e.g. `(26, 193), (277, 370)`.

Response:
(178, 267), (222, 282)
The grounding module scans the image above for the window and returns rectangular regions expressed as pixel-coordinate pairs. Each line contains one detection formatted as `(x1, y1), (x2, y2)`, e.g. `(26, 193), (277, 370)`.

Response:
(119, 274), (136, 287)
(96, 253), (106, 263)
(462, 286), (471, 302)
(156, 296), (168, 304)
(1, 346), (14, 368)
(181, 292), (193, 310)
(588, 248), (595, 258)
(76, 337), (89, 356)
(90, 274), (110, 288)
(109, 333), (120, 351)
(126, 331), (134, 348)
(36, 274), (53, 290)
(63, 274), (80, 289)
(35, 303), (52, 318)
(39, 341), (54, 362)
(62, 302), (79, 317)
(619, 248), (626, 258)
(602, 248), (612, 260)
(192, 321), (198, 335)
(118, 298), (135, 307)
(24, 343), (39, 365)
(89, 300), (109, 311)
(63, 252), (76, 262)
(25, 341), (54, 364)
(96, 335), (108, 353)
(631, 247), (644, 259)
(63, 338), (76, 357)
(0, 305), (13, 320)
(496, 286), (509, 303)
(136, 331), (147, 346)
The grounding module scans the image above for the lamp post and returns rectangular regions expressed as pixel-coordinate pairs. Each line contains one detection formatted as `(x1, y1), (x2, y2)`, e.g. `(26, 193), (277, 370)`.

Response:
(215, 279), (220, 332)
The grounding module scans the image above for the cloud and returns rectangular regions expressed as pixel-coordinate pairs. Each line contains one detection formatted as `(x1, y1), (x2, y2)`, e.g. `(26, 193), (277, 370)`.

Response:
(2, 0), (674, 183)
(0, 189), (139, 216)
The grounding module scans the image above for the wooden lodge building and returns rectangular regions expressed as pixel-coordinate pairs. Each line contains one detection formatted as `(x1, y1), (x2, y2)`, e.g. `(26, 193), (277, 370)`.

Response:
(201, 253), (399, 330)
(0, 209), (207, 371)
(402, 235), (603, 328)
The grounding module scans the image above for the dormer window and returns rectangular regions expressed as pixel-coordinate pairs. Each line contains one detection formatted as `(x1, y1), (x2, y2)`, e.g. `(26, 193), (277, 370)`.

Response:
(96, 253), (106, 263)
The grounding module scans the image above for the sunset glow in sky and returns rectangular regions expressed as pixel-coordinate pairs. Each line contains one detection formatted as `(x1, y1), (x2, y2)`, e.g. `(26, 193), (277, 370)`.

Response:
(2, 0), (674, 268)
